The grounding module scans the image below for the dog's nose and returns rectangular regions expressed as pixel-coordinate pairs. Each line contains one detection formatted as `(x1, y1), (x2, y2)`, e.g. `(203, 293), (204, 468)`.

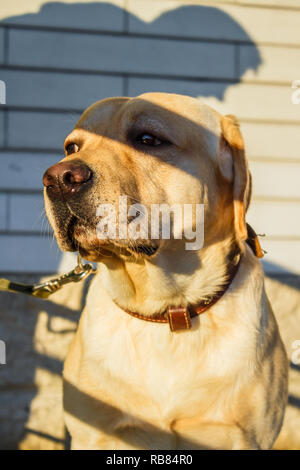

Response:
(43, 160), (93, 200)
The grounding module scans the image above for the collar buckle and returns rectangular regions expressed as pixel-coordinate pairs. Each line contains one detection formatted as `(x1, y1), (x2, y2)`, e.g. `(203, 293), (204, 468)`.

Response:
(167, 306), (191, 332)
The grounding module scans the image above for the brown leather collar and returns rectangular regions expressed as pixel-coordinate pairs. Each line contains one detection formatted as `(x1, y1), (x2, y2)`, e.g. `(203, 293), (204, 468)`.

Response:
(115, 224), (264, 332)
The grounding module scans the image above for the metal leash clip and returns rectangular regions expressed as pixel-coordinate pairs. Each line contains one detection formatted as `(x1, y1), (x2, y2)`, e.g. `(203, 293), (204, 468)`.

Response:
(0, 254), (97, 299)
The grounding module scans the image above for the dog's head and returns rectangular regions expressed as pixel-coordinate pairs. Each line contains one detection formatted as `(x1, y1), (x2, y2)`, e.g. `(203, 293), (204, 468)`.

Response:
(43, 93), (251, 262)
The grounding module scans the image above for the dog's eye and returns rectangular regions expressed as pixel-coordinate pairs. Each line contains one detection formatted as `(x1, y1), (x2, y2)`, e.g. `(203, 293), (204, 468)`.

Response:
(136, 133), (164, 147)
(65, 143), (79, 155)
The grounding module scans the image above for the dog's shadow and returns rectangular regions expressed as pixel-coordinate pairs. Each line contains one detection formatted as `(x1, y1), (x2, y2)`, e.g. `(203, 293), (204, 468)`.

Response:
(1, 1), (261, 102)
(63, 379), (215, 449)
(1, 0), (296, 451)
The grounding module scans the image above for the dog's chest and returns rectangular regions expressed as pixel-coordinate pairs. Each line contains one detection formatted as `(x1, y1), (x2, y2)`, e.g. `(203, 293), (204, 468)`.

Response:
(79, 297), (253, 424)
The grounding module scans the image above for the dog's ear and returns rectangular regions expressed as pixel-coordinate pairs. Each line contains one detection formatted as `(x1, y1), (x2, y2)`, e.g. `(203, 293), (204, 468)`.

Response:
(219, 114), (251, 242)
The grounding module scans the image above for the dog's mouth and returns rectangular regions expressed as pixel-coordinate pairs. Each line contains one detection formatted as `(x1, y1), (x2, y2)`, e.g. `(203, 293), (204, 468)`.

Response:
(61, 213), (159, 261)
(112, 240), (159, 258)
(129, 244), (158, 256)
(66, 215), (78, 251)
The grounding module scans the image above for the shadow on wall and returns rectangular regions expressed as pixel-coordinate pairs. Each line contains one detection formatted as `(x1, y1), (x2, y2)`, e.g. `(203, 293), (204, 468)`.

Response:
(1, 1), (261, 101)
(0, 0), (264, 450)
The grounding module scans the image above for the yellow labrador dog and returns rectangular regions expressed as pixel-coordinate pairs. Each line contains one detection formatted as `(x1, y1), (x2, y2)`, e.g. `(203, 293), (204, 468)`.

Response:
(43, 93), (288, 450)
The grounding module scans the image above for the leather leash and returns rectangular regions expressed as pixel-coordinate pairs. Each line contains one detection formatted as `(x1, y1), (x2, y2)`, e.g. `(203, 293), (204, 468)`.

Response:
(0, 254), (96, 299)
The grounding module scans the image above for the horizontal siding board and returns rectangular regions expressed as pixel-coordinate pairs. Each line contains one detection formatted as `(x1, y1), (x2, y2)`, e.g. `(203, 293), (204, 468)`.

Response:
(221, 3), (300, 45)
(0, 69), (123, 110)
(250, 160), (300, 199)
(250, 160), (300, 200)
(8, 29), (236, 79)
(203, 83), (300, 122)
(128, 1), (300, 45)
(0, 153), (58, 190)
(129, 78), (300, 121)
(128, 0), (256, 41)
(240, 45), (300, 83)
(0, 193), (7, 229)
(262, 240), (300, 274)
(247, 201), (300, 237)
(241, 122), (300, 161)
(7, 111), (80, 149)
(0, 234), (61, 273)
(9, 193), (44, 232)
(237, 1), (300, 7)
(0, 0), (126, 31)
(129, 77), (227, 98)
